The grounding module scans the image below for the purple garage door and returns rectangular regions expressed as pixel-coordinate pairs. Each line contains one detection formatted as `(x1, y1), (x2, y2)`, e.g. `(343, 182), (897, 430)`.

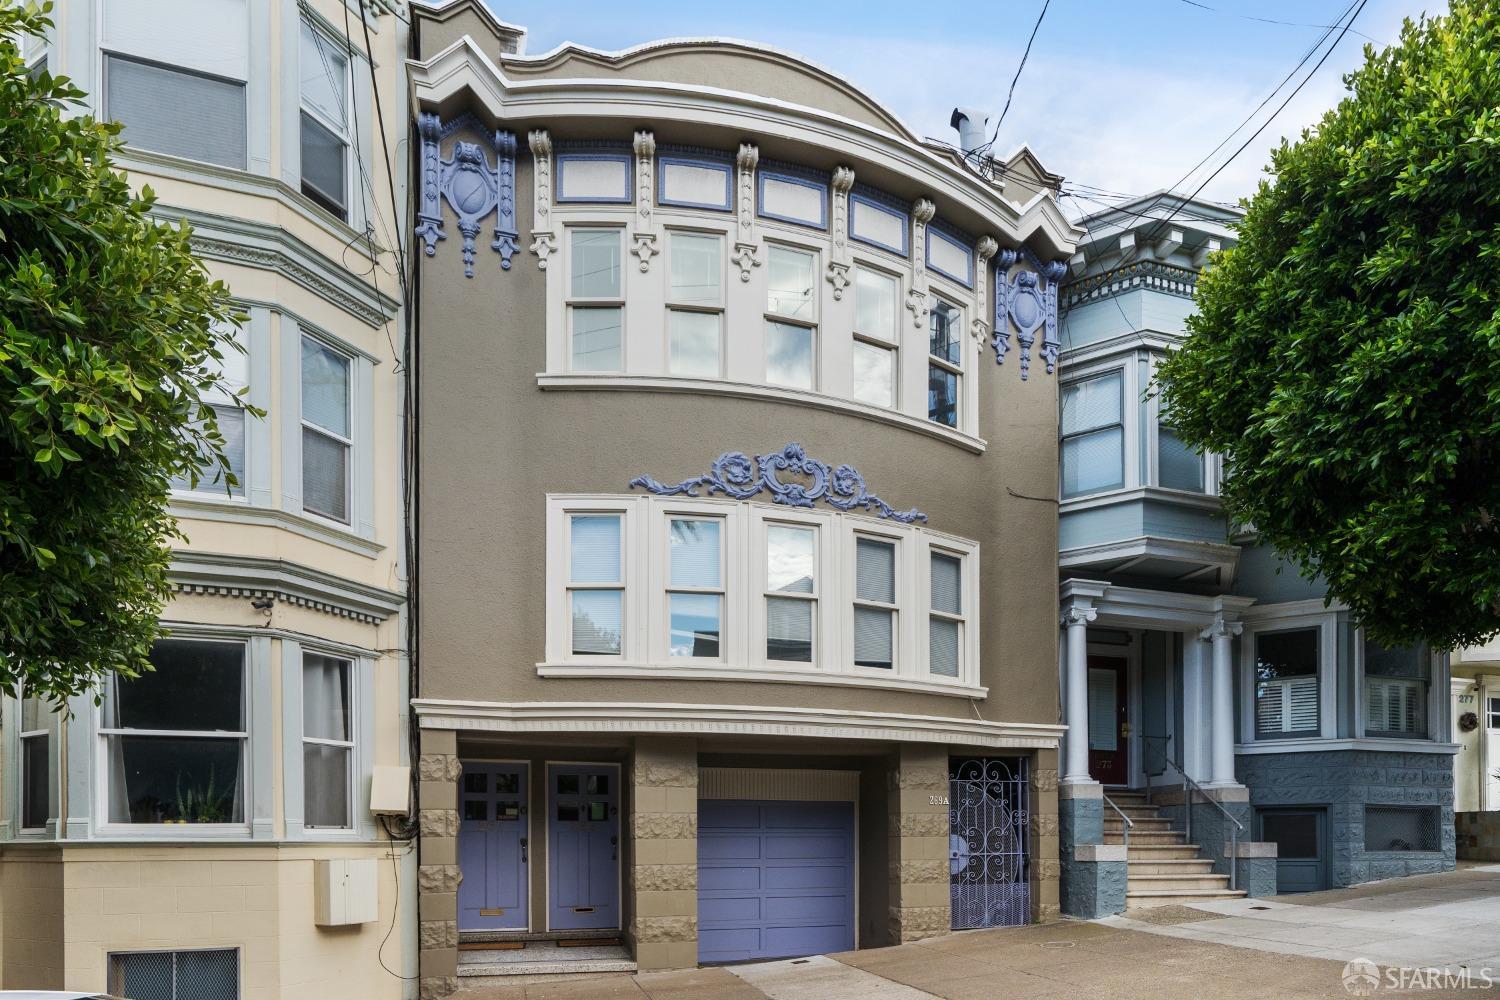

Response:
(698, 800), (855, 963)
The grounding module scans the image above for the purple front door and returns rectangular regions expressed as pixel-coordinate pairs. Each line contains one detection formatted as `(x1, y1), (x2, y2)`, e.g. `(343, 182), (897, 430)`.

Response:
(548, 764), (620, 930)
(458, 762), (529, 930)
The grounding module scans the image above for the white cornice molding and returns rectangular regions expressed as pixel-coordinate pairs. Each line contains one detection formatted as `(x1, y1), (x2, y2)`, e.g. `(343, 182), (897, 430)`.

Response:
(1060, 578), (1255, 630)
(536, 662), (988, 699)
(411, 699), (1064, 748)
(407, 37), (1081, 258)
(169, 550), (406, 624)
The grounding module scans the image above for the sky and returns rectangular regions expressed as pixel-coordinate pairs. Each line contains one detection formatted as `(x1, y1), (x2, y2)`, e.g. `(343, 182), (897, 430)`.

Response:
(483, 0), (1439, 212)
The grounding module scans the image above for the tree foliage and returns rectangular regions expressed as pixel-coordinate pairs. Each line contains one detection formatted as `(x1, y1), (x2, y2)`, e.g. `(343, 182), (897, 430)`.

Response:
(1, 3), (249, 702)
(1156, 1), (1500, 649)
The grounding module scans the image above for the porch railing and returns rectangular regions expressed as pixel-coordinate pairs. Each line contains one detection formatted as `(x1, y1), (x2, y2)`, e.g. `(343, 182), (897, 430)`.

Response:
(1102, 791), (1133, 853)
(1143, 735), (1243, 891)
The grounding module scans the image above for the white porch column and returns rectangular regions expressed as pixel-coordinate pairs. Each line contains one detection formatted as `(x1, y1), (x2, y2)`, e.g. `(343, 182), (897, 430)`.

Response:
(1061, 605), (1098, 784)
(1200, 613), (1243, 788)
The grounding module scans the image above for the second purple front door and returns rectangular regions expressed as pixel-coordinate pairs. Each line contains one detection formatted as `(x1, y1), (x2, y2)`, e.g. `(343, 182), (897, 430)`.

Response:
(548, 763), (620, 930)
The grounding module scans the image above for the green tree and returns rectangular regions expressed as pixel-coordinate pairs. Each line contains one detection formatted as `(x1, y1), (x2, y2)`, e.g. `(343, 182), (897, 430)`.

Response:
(1, 3), (252, 702)
(1156, 1), (1500, 649)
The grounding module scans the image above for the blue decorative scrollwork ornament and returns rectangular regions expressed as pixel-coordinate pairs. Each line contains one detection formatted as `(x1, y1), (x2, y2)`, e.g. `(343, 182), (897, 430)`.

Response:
(414, 112), (518, 278)
(992, 248), (1018, 366)
(630, 442), (927, 523)
(992, 248), (1069, 379)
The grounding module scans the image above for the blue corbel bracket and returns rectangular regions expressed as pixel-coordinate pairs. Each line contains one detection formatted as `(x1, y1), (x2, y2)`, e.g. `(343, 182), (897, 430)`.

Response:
(993, 249), (1069, 379)
(414, 111), (519, 278)
(630, 442), (927, 524)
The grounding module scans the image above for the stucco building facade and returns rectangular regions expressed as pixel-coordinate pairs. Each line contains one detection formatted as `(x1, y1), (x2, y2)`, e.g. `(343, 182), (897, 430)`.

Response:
(2, 2), (414, 997)
(406, 2), (1078, 994)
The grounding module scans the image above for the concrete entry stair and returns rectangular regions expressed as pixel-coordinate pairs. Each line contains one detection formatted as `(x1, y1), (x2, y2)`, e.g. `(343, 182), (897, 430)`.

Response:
(1104, 790), (1245, 910)
(455, 931), (636, 980)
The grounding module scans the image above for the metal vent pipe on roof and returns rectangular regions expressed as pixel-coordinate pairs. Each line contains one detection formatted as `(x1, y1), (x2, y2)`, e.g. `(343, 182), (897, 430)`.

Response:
(950, 107), (989, 155)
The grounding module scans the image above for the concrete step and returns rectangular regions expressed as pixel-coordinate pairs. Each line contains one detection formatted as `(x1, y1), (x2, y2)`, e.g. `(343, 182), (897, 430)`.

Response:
(1128, 859), (1217, 875)
(457, 941), (634, 978)
(1125, 888), (1247, 910)
(1105, 790), (1148, 801)
(1105, 817), (1174, 831)
(1126, 844), (1202, 860)
(1113, 804), (1164, 819)
(1127, 873), (1234, 892)
(1106, 830), (1187, 845)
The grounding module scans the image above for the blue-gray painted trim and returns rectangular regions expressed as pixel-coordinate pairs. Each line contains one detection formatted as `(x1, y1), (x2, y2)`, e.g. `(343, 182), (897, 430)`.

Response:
(167, 550), (405, 623)
(244, 307), (274, 508)
(925, 224), (974, 289)
(281, 637), (305, 839)
(555, 151), (634, 204)
(249, 635), (275, 840)
(656, 152), (733, 211)
(848, 191), (909, 257)
(756, 167), (829, 230)
(279, 315), (303, 515)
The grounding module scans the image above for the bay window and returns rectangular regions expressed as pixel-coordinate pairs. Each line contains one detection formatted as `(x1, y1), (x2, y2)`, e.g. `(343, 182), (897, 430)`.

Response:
(927, 300), (962, 427)
(299, 22), (351, 221)
(101, 639), (246, 826)
(301, 335), (352, 523)
(766, 524), (817, 662)
(853, 268), (899, 408)
(105, 54), (247, 170)
(1364, 640), (1428, 738)
(853, 536), (897, 670)
(1157, 414), (1205, 493)
(667, 517), (724, 658)
(171, 326), (248, 498)
(1253, 628), (1320, 738)
(1061, 371), (1124, 499)
(303, 652), (353, 829)
(569, 229), (625, 371)
(667, 232), (724, 377)
(765, 245), (817, 389)
(568, 513), (624, 655)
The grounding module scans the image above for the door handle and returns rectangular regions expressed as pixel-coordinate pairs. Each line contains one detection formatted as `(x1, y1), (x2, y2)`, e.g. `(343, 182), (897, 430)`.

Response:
(610, 835), (618, 861)
(520, 837), (528, 862)
(1121, 722), (1131, 736)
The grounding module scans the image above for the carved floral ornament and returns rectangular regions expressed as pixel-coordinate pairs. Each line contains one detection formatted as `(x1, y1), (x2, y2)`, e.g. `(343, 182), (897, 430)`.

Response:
(630, 442), (927, 523)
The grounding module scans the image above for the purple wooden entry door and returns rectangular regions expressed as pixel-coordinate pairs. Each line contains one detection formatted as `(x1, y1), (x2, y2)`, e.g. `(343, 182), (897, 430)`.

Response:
(547, 764), (620, 930)
(458, 762), (529, 930)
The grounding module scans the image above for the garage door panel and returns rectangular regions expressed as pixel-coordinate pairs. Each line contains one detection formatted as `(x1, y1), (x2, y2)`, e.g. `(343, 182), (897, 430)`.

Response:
(698, 799), (854, 964)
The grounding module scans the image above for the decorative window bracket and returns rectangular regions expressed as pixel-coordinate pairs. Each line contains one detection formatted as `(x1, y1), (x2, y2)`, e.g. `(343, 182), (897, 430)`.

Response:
(416, 112), (519, 278)
(992, 248), (1069, 379)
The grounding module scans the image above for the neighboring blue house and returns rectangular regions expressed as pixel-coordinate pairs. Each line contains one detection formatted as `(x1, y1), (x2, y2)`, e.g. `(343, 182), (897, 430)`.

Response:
(1055, 194), (1457, 916)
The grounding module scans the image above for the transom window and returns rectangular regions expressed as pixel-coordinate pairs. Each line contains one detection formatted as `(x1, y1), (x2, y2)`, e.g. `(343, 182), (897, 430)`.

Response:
(765, 245), (817, 390)
(1253, 628), (1320, 738)
(667, 232), (724, 377)
(546, 497), (979, 690)
(303, 652), (354, 829)
(301, 335), (352, 523)
(299, 22), (351, 221)
(1061, 371), (1124, 499)
(569, 228), (625, 372)
(853, 268), (899, 408)
(100, 639), (247, 826)
(927, 300), (962, 427)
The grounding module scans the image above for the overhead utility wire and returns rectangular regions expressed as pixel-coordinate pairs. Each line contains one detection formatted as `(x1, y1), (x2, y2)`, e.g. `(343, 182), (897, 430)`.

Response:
(968, 0), (1051, 164)
(1176, 0), (1381, 45)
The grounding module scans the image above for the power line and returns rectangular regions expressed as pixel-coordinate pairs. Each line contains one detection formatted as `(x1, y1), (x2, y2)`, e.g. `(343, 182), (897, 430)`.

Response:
(1175, 0), (1382, 46)
(970, 0), (1051, 162)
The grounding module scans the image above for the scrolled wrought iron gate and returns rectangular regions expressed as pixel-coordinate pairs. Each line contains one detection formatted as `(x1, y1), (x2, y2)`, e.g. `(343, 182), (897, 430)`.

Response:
(949, 756), (1030, 929)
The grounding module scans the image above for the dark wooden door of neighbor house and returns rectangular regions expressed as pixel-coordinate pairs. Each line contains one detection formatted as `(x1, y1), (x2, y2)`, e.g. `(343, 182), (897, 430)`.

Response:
(1087, 656), (1129, 786)
(1259, 807), (1329, 893)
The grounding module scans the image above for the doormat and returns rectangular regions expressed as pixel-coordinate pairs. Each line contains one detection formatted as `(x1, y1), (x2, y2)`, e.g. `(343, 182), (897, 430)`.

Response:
(459, 941), (523, 951)
(558, 938), (621, 948)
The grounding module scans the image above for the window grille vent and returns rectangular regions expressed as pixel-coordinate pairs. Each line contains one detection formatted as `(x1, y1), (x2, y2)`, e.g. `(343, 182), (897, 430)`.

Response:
(1364, 805), (1439, 853)
(109, 948), (239, 1000)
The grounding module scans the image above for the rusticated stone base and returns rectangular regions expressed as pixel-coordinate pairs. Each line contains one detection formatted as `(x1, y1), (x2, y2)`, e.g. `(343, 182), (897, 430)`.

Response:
(888, 904), (948, 942)
(419, 975), (456, 1000)
(887, 745), (950, 942)
(418, 729), (460, 999)
(630, 737), (699, 971)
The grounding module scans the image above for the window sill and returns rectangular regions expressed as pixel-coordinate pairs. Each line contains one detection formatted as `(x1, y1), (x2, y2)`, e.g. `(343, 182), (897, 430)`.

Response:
(93, 824), (253, 840)
(537, 660), (987, 699)
(1060, 486), (1222, 514)
(1235, 737), (1461, 755)
(537, 373), (987, 454)
(169, 495), (384, 558)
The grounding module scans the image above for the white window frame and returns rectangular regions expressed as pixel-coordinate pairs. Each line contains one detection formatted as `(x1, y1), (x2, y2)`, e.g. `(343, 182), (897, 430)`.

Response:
(848, 524), (905, 675)
(926, 294), (965, 430)
(851, 263), (902, 411)
(300, 651), (357, 831)
(566, 225), (627, 374)
(764, 240), (821, 391)
(543, 495), (982, 695)
(1144, 353), (1219, 496)
(297, 19), (355, 223)
(1060, 365), (1128, 501)
(17, 690), (51, 834)
(95, 636), (251, 837)
(665, 228), (726, 378)
(299, 332), (354, 526)
(926, 544), (971, 680)
(170, 321), (251, 502)
(658, 509), (731, 664)
(1238, 610), (1337, 744)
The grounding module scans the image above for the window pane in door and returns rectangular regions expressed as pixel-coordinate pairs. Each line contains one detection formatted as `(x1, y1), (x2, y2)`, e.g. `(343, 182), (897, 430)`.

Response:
(669, 519), (721, 587)
(571, 591), (622, 655)
(766, 321), (814, 389)
(570, 515), (621, 583)
(669, 593), (721, 658)
(767, 597), (813, 662)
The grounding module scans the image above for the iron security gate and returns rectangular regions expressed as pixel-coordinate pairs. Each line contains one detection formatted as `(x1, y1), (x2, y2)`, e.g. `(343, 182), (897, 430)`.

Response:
(949, 756), (1030, 929)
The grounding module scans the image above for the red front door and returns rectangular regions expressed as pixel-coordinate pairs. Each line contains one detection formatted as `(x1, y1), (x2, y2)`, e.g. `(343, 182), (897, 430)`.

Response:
(1087, 656), (1129, 785)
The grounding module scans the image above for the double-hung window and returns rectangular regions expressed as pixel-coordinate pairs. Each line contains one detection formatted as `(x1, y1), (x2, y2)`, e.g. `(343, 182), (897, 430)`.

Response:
(929, 551), (965, 678)
(927, 300), (962, 427)
(852, 268), (899, 408)
(104, 54), (247, 170)
(569, 229), (625, 372)
(766, 524), (817, 662)
(301, 336), (352, 523)
(765, 246), (817, 390)
(1490, 697), (1500, 731)
(20, 695), (49, 831)
(853, 536), (898, 670)
(667, 232), (724, 377)
(171, 326), (248, 498)
(1253, 628), (1320, 738)
(299, 22), (352, 221)
(303, 653), (354, 829)
(1061, 371), (1124, 498)
(568, 514), (624, 655)
(667, 517), (724, 659)
(1364, 640), (1428, 738)
(101, 639), (246, 825)
(1157, 409), (1205, 493)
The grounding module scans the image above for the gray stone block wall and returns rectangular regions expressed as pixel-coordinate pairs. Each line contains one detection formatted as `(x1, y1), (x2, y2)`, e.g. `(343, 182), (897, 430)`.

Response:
(1236, 749), (1455, 888)
(1060, 792), (1124, 918)
(1156, 798), (1251, 878)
